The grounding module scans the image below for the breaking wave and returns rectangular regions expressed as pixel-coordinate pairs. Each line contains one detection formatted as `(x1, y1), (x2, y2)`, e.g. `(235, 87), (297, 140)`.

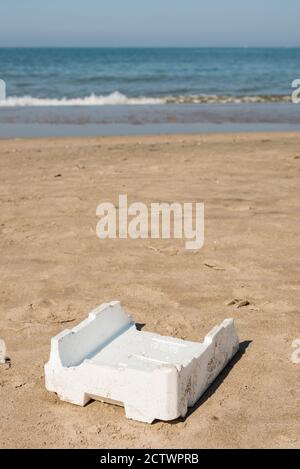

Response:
(1, 91), (163, 107)
(0, 91), (291, 107)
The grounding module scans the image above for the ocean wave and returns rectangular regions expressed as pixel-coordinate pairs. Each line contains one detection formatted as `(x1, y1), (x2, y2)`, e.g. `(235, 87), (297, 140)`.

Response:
(0, 91), (291, 107)
(0, 91), (163, 107)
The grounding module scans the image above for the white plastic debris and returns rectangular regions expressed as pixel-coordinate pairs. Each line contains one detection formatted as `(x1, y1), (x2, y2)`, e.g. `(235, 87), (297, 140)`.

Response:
(0, 339), (6, 364)
(45, 301), (239, 423)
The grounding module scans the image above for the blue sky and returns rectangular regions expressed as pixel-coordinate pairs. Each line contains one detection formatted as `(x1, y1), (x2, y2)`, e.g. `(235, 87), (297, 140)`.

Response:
(0, 0), (299, 47)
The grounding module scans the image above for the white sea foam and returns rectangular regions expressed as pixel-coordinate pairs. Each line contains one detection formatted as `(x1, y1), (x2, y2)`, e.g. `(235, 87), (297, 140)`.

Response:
(0, 91), (291, 107)
(1, 91), (163, 107)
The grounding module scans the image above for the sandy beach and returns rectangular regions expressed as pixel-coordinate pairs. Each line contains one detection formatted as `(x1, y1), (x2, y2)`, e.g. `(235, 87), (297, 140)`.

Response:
(0, 132), (299, 448)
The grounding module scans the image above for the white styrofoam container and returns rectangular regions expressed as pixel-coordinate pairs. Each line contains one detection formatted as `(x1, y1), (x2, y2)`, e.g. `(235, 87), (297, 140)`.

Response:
(45, 301), (239, 423)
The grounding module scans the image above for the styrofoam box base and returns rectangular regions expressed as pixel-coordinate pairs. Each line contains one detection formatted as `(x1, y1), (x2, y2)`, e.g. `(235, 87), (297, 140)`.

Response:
(45, 301), (239, 423)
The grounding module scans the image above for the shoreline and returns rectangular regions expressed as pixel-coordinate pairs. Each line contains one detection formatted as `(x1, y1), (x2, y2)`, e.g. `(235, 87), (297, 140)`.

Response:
(1, 129), (300, 142)
(0, 102), (300, 138)
(2, 122), (300, 139)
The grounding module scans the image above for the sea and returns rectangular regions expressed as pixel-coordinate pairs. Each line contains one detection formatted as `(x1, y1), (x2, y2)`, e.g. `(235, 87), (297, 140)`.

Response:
(0, 47), (299, 137)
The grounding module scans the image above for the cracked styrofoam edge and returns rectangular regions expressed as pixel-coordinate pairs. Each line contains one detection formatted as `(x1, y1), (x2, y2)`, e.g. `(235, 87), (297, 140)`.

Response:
(52, 300), (134, 342)
(175, 318), (239, 371)
(204, 318), (235, 343)
(48, 301), (135, 368)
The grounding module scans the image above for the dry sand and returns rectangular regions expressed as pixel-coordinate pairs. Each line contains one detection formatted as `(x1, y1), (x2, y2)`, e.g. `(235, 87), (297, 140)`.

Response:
(0, 132), (299, 448)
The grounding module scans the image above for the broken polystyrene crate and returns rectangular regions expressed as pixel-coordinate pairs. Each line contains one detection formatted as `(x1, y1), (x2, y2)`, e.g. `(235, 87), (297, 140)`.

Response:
(45, 301), (239, 423)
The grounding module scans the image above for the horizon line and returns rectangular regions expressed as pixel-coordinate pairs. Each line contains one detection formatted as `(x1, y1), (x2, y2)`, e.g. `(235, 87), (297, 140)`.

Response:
(0, 45), (300, 49)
